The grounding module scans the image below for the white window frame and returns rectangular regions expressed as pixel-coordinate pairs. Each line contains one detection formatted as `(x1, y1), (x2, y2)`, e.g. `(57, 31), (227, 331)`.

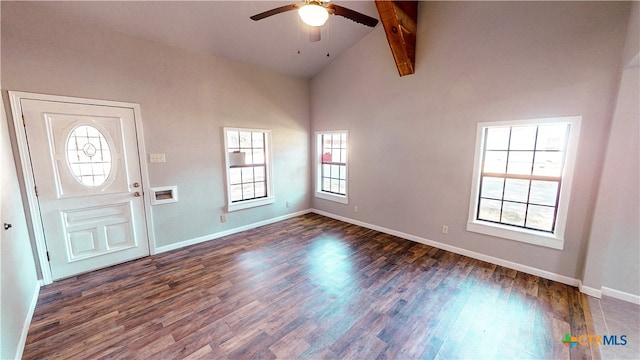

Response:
(467, 116), (581, 250)
(315, 130), (349, 204)
(223, 127), (274, 212)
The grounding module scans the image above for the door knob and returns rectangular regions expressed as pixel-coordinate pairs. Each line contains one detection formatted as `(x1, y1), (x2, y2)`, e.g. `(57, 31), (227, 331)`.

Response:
(133, 192), (141, 197)
(133, 182), (140, 188)
(4, 223), (11, 230)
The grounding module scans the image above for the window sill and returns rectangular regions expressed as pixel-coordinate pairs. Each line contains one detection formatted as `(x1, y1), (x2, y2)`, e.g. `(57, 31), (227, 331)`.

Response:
(315, 191), (348, 204)
(466, 220), (564, 250)
(229, 164), (265, 169)
(227, 196), (274, 212)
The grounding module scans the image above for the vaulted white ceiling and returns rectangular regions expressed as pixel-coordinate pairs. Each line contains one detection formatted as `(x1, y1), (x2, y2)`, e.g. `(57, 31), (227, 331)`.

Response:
(28, 1), (380, 79)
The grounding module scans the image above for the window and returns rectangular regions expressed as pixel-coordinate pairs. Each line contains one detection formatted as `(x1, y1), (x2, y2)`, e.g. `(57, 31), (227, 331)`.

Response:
(467, 117), (581, 249)
(66, 125), (112, 187)
(223, 128), (274, 212)
(315, 131), (348, 204)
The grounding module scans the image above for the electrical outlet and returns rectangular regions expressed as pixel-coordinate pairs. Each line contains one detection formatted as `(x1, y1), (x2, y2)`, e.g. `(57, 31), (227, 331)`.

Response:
(286, 201), (290, 208)
(442, 225), (448, 234)
(220, 214), (227, 223)
(354, 205), (359, 213)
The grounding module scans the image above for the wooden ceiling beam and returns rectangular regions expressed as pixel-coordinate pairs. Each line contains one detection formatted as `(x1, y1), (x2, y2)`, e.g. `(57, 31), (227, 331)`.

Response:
(375, 0), (418, 77)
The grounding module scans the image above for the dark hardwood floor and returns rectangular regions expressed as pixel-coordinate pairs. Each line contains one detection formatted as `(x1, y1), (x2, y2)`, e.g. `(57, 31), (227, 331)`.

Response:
(23, 213), (597, 359)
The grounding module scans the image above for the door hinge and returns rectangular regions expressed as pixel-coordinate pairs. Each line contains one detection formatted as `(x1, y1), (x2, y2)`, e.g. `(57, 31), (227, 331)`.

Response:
(34, 186), (39, 197)
(22, 115), (26, 127)
(46, 252), (50, 262)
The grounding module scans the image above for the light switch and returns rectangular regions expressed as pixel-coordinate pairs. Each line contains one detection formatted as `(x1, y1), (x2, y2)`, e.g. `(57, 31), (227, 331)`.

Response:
(149, 153), (166, 163)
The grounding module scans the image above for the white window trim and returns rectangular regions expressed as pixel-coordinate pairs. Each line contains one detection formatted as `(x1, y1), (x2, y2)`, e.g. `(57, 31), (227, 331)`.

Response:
(223, 127), (274, 212)
(315, 130), (349, 204)
(467, 116), (582, 250)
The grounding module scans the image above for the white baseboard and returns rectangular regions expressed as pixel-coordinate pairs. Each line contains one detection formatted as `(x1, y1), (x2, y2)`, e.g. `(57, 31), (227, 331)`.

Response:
(602, 286), (640, 305)
(578, 281), (603, 298)
(15, 280), (41, 359)
(577, 282), (640, 305)
(312, 209), (580, 287)
(154, 209), (313, 254)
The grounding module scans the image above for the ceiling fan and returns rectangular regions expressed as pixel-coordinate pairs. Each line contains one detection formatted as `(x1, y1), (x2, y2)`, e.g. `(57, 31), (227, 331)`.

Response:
(250, 1), (379, 42)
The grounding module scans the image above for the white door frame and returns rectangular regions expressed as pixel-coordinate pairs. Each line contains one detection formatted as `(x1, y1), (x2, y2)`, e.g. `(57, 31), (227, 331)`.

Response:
(9, 91), (155, 285)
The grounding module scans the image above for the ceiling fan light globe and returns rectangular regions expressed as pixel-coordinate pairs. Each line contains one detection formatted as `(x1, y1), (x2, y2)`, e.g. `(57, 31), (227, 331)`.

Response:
(298, 4), (329, 27)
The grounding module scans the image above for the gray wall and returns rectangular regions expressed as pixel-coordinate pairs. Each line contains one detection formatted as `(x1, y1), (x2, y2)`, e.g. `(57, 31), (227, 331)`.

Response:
(601, 65), (639, 295)
(1, 2), (311, 250)
(583, 1), (640, 297)
(310, 1), (631, 281)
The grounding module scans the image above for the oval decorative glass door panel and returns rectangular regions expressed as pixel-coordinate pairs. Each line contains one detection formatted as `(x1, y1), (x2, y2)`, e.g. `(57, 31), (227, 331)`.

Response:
(66, 125), (112, 186)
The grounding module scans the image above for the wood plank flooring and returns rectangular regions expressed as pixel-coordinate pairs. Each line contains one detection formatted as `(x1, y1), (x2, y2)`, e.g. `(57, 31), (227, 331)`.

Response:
(23, 214), (596, 359)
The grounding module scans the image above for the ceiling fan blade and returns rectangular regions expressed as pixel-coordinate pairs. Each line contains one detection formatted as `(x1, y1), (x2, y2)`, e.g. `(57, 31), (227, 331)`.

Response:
(250, 4), (300, 21)
(309, 26), (321, 42)
(326, 4), (379, 27)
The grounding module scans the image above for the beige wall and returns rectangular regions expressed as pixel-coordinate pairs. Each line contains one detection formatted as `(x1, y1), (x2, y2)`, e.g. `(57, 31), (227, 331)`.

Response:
(1, 2), (311, 250)
(311, 1), (631, 280)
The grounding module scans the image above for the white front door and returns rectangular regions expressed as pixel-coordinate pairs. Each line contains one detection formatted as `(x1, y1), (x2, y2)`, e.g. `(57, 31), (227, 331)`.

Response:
(21, 98), (149, 280)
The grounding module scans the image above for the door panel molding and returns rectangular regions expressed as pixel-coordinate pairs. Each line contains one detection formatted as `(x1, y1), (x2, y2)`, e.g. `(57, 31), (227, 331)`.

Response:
(9, 91), (155, 284)
(62, 201), (138, 262)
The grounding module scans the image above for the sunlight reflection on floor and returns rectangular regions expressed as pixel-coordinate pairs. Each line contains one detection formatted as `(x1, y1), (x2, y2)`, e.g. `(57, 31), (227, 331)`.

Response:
(307, 237), (355, 294)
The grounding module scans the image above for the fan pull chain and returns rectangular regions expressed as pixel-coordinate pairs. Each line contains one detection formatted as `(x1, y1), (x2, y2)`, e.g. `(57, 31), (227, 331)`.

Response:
(325, 17), (330, 57)
(297, 16), (301, 55)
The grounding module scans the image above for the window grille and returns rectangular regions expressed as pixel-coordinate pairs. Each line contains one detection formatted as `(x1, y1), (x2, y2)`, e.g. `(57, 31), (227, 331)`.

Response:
(477, 124), (570, 233)
(223, 128), (274, 212)
(320, 132), (347, 196)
